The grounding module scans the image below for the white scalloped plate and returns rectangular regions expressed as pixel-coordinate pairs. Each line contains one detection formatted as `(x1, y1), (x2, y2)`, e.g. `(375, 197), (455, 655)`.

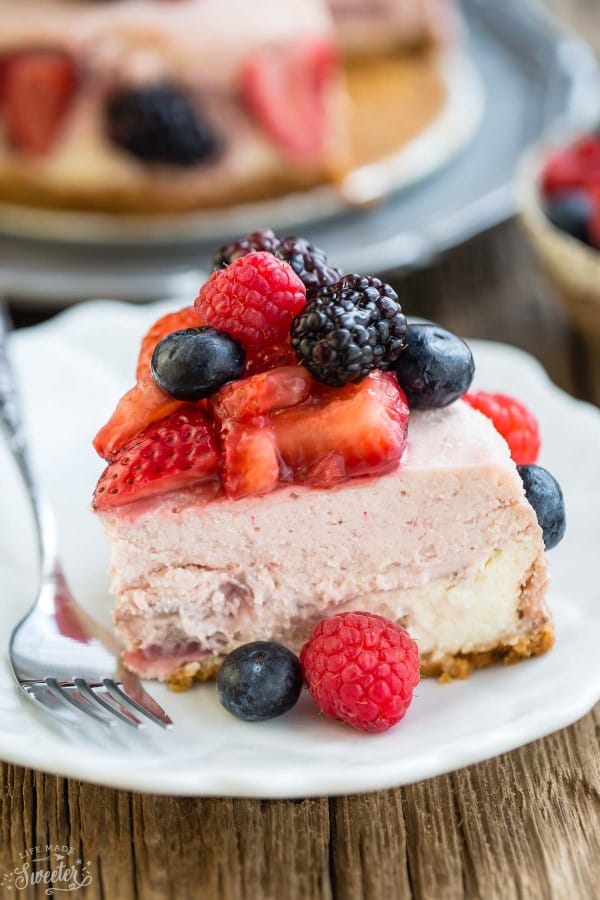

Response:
(1, 300), (599, 798)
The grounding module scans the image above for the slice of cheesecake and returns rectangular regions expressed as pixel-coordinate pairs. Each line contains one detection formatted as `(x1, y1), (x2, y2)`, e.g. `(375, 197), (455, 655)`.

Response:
(95, 397), (551, 689)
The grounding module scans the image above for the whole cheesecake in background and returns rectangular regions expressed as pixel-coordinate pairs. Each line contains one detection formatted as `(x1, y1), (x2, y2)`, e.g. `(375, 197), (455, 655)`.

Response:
(0, 0), (455, 215)
(91, 230), (565, 689)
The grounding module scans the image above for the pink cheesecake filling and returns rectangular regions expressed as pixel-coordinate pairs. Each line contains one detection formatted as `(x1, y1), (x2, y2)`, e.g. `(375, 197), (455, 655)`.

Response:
(98, 401), (551, 681)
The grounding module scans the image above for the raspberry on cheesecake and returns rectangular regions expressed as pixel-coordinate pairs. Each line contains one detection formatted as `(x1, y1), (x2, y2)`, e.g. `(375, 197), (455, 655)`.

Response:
(92, 231), (565, 689)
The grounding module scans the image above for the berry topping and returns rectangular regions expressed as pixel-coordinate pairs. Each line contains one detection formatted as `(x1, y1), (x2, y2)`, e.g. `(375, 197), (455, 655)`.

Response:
(300, 612), (420, 733)
(517, 465), (566, 550)
(275, 236), (342, 295)
(291, 274), (407, 387)
(93, 377), (184, 461)
(240, 41), (338, 162)
(541, 149), (584, 197)
(545, 191), (594, 246)
(213, 228), (341, 295)
(244, 339), (297, 376)
(93, 406), (218, 509)
(195, 251), (306, 352)
(463, 392), (541, 465)
(151, 327), (245, 401)
(220, 417), (280, 500)
(212, 366), (312, 421)
(213, 228), (280, 270)
(392, 323), (475, 409)
(136, 306), (204, 381)
(0, 50), (78, 154)
(106, 83), (219, 166)
(273, 370), (409, 483)
(217, 642), (303, 722)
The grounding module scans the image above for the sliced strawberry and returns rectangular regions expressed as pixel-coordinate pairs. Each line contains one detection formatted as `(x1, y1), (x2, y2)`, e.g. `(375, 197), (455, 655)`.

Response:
(211, 366), (312, 422)
(273, 371), (409, 482)
(93, 377), (185, 461)
(221, 417), (280, 500)
(245, 339), (297, 376)
(136, 306), (205, 381)
(0, 50), (78, 154)
(93, 406), (218, 510)
(240, 40), (339, 162)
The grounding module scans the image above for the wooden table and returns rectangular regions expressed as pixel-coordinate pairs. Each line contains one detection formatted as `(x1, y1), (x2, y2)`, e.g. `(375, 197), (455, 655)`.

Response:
(2, 2), (599, 897)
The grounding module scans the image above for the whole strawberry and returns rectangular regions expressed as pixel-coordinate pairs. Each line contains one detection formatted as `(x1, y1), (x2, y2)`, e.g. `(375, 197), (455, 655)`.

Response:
(195, 251), (306, 352)
(300, 611), (420, 733)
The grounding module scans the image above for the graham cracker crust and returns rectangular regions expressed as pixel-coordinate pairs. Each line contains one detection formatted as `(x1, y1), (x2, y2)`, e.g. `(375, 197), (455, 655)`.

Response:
(0, 49), (446, 215)
(164, 626), (555, 692)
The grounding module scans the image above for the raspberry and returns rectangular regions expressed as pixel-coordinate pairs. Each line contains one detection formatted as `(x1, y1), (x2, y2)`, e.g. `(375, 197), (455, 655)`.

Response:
(195, 251), (306, 351)
(291, 274), (407, 386)
(463, 392), (541, 465)
(300, 611), (420, 733)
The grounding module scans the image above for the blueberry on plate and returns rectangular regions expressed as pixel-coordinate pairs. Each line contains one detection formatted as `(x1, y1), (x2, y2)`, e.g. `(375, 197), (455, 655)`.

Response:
(545, 191), (594, 246)
(517, 465), (566, 550)
(217, 642), (303, 722)
(151, 327), (245, 401)
(393, 323), (474, 408)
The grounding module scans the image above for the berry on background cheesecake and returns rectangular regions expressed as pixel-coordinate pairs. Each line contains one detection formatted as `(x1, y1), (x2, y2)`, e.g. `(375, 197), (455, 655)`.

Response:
(91, 229), (566, 690)
(0, 0), (454, 215)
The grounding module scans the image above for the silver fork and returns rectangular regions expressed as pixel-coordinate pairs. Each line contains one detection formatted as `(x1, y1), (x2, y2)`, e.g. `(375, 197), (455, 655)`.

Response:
(1, 305), (172, 730)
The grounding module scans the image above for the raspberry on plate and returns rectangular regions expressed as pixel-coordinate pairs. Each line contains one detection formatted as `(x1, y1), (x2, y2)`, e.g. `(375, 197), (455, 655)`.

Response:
(300, 611), (420, 733)
(195, 251), (306, 352)
(463, 392), (541, 466)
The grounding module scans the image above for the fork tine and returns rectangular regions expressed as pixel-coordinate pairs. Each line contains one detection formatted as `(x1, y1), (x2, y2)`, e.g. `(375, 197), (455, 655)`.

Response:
(44, 677), (116, 727)
(103, 679), (173, 729)
(73, 678), (143, 729)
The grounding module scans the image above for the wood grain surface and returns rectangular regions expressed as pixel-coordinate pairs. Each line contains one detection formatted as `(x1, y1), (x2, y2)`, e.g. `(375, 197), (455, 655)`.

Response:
(1, 2), (599, 898)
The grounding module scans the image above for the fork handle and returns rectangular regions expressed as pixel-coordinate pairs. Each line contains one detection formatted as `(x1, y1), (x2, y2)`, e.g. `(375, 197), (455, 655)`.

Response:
(0, 303), (59, 577)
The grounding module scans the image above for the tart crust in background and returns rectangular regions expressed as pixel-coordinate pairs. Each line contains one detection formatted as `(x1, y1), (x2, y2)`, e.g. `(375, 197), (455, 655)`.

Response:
(0, 50), (446, 215)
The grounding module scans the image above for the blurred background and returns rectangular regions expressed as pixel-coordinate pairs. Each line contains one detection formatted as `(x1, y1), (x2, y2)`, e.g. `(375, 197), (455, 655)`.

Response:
(1, 0), (598, 405)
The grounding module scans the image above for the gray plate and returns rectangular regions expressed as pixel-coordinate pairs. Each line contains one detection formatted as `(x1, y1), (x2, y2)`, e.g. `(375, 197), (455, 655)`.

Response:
(0, 0), (598, 305)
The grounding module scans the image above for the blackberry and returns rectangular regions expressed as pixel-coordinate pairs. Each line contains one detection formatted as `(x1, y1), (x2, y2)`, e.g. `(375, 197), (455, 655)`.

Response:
(106, 84), (219, 166)
(291, 274), (407, 386)
(275, 236), (342, 294)
(213, 228), (280, 270)
(213, 229), (341, 293)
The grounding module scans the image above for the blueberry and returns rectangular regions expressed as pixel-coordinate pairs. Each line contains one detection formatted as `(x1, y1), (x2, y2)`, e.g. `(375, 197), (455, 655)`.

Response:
(151, 327), (245, 401)
(393, 323), (474, 408)
(546, 191), (594, 245)
(217, 642), (303, 722)
(517, 465), (566, 550)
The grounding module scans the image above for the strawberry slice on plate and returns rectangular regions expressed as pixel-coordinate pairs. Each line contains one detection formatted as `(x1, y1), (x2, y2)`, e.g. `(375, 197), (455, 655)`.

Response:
(240, 41), (339, 162)
(93, 406), (218, 509)
(136, 306), (205, 381)
(0, 49), (78, 154)
(273, 371), (409, 482)
(221, 417), (280, 500)
(93, 377), (185, 461)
